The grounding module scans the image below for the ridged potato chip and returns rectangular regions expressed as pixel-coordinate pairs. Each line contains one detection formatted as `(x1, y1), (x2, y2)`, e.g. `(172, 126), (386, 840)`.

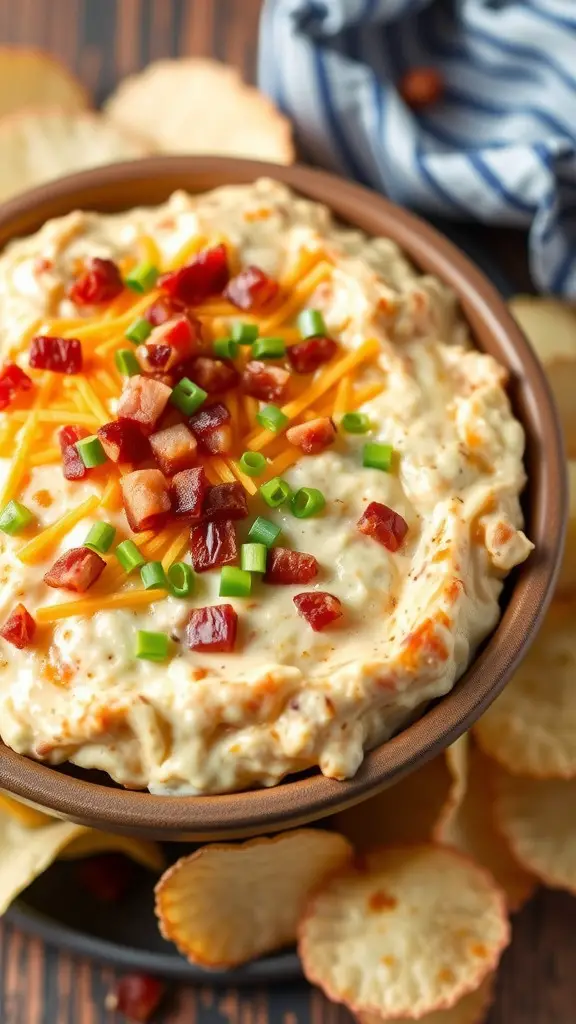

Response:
(105, 58), (294, 163)
(494, 770), (576, 894)
(333, 754), (452, 850)
(474, 599), (576, 779)
(356, 974), (494, 1024)
(0, 48), (88, 117)
(298, 845), (509, 1020)
(155, 828), (352, 968)
(0, 109), (150, 202)
(59, 829), (165, 873)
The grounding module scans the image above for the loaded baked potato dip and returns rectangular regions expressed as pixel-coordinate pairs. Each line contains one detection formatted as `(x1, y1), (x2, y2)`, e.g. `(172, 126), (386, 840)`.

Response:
(0, 179), (532, 794)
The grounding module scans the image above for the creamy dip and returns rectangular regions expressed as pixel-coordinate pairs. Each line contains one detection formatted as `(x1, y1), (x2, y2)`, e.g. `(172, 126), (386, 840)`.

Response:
(0, 179), (533, 793)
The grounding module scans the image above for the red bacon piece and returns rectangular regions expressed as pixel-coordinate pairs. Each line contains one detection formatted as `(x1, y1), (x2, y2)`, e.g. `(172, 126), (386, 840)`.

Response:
(29, 336), (82, 374)
(97, 421), (150, 464)
(357, 501), (408, 552)
(138, 315), (203, 374)
(293, 591), (342, 631)
(189, 402), (233, 455)
(0, 363), (33, 410)
(67, 257), (123, 306)
(0, 603), (36, 649)
(158, 244), (229, 305)
(121, 469), (171, 533)
(109, 974), (165, 1023)
(242, 360), (290, 403)
(190, 519), (237, 572)
(150, 423), (197, 476)
(181, 356), (239, 394)
(58, 425), (89, 480)
(78, 853), (134, 903)
(146, 295), (178, 325)
(287, 335), (337, 374)
(202, 482), (248, 521)
(171, 466), (208, 520)
(185, 603), (238, 653)
(286, 417), (336, 455)
(264, 547), (318, 584)
(224, 266), (279, 310)
(137, 343), (172, 373)
(117, 375), (172, 436)
(44, 546), (106, 593)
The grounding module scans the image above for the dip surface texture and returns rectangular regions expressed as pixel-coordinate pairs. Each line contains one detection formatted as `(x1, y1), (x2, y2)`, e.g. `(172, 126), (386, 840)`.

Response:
(0, 179), (532, 793)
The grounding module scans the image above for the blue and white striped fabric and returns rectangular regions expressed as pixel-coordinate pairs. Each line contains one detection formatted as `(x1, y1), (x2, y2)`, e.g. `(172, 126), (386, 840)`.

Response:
(258, 0), (576, 296)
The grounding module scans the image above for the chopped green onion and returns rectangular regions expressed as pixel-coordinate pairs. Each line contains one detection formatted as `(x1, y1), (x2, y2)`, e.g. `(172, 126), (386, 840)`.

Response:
(213, 337), (239, 360)
(84, 522), (116, 553)
(135, 630), (170, 662)
(241, 542), (267, 574)
(167, 561), (195, 598)
(170, 377), (207, 416)
(256, 404), (289, 433)
(115, 348), (141, 376)
(363, 442), (394, 472)
(125, 316), (152, 345)
(140, 561), (168, 590)
(238, 451), (267, 477)
(0, 499), (34, 536)
(231, 322), (258, 345)
(125, 262), (159, 293)
(341, 412), (371, 434)
(219, 565), (252, 598)
(291, 487), (326, 519)
(248, 516), (281, 548)
(259, 476), (291, 508)
(251, 336), (286, 360)
(75, 435), (107, 468)
(298, 308), (326, 338)
(115, 540), (146, 574)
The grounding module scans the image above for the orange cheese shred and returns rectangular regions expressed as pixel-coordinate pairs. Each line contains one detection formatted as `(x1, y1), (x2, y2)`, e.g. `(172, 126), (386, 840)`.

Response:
(28, 447), (61, 467)
(35, 588), (166, 624)
(17, 494), (100, 565)
(0, 373), (56, 505)
(139, 234), (162, 269)
(258, 261), (333, 335)
(161, 529), (190, 571)
(165, 234), (207, 272)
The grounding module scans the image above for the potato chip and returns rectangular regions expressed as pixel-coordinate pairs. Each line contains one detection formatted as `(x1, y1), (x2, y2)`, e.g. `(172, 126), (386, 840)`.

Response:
(333, 755), (452, 851)
(0, 48), (88, 117)
(59, 829), (165, 873)
(474, 599), (576, 779)
(434, 735), (470, 840)
(105, 58), (294, 164)
(155, 828), (352, 968)
(435, 745), (535, 911)
(0, 789), (54, 828)
(356, 974), (494, 1024)
(558, 460), (576, 592)
(0, 109), (150, 203)
(494, 769), (576, 894)
(509, 295), (576, 456)
(298, 844), (509, 1020)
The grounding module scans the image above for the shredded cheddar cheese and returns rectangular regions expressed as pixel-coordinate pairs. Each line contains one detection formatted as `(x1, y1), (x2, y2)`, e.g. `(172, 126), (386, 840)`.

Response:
(165, 234), (206, 271)
(36, 588), (167, 624)
(0, 374), (56, 505)
(258, 261), (333, 334)
(18, 495), (100, 564)
(161, 528), (190, 571)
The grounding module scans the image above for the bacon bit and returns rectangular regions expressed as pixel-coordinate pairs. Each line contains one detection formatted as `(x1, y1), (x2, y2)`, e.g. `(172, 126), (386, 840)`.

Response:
(293, 591), (342, 631)
(139, 315), (203, 373)
(121, 469), (171, 533)
(190, 519), (237, 572)
(264, 547), (318, 585)
(287, 336), (338, 374)
(44, 546), (106, 593)
(0, 603), (36, 649)
(400, 616), (449, 670)
(67, 257), (124, 306)
(117, 375), (172, 436)
(29, 336), (82, 374)
(357, 501), (408, 553)
(224, 265), (279, 310)
(58, 425), (89, 480)
(136, 343), (172, 373)
(146, 295), (177, 326)
(286, 417), (336, 455)
(158, 244), (229, 304)
(399, 67), (444, 109)
(368, 890), (397, 912)
(182, 356), (239, 394)
(107, 974), (165, 1022)
(189, 402), (233, 455)
(202, 482), (248, 521)
(34, 256), (53, 275)
(242, 360), (290, 403)
(0, 363), (33, 410)
(185, 603), (238, 652)
(171, 466), (209, 520)
(78, 853), (134, 903)
(150, 423), (197, 476)
(97, 420), (150, 464)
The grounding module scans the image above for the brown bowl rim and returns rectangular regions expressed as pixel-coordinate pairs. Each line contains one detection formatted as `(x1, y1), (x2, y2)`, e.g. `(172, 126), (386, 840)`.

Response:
(0, 156), (566, 839)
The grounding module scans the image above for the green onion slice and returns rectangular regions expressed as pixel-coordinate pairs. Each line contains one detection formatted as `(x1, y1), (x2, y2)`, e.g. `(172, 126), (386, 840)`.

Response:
(219, 565), (252, 598)
(256, 404), (289, 433)
(115, 540), (146, 574)
(84, 522), (116, 554)
(170, 377), (207, 416)
(231, 322), (258, 345)
(125, 316), (152, 345)
(135, 630), (170, 661)
(125, 262), (159, 293)
(341, 411), (371, 434)
(259, 476), (292, 508)
(213, 337), (239, 360)
(238, 451), (267, 477)
(115, 348), (141, 376)
(140, 561), (168, 590)
(297, 308), (326, 339)
(75, 435), (107, 468)
(251, 336), (286, 360)
(291, 487), (326, 519)
(363, 442), (394, 472)
(0, 499), (34, 536)
(241, 542), (267, 574)
(168, 561), (195, 598)
(247, 516), (281, 548)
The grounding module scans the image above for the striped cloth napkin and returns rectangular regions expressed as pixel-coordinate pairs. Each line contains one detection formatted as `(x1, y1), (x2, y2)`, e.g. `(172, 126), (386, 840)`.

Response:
(258, 0), (576, 296)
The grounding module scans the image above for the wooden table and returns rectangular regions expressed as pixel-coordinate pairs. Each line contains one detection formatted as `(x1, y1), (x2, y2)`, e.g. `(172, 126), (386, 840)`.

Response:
(0, 2), (572, 1021)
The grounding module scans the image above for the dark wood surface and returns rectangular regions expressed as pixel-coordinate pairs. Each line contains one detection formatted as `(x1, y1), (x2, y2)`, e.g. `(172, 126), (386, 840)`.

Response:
(0, 2), (571, 1021)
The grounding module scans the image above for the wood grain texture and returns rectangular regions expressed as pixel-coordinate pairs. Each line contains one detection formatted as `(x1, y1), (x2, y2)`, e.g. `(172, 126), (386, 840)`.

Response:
(0, 0), (569, 1020)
